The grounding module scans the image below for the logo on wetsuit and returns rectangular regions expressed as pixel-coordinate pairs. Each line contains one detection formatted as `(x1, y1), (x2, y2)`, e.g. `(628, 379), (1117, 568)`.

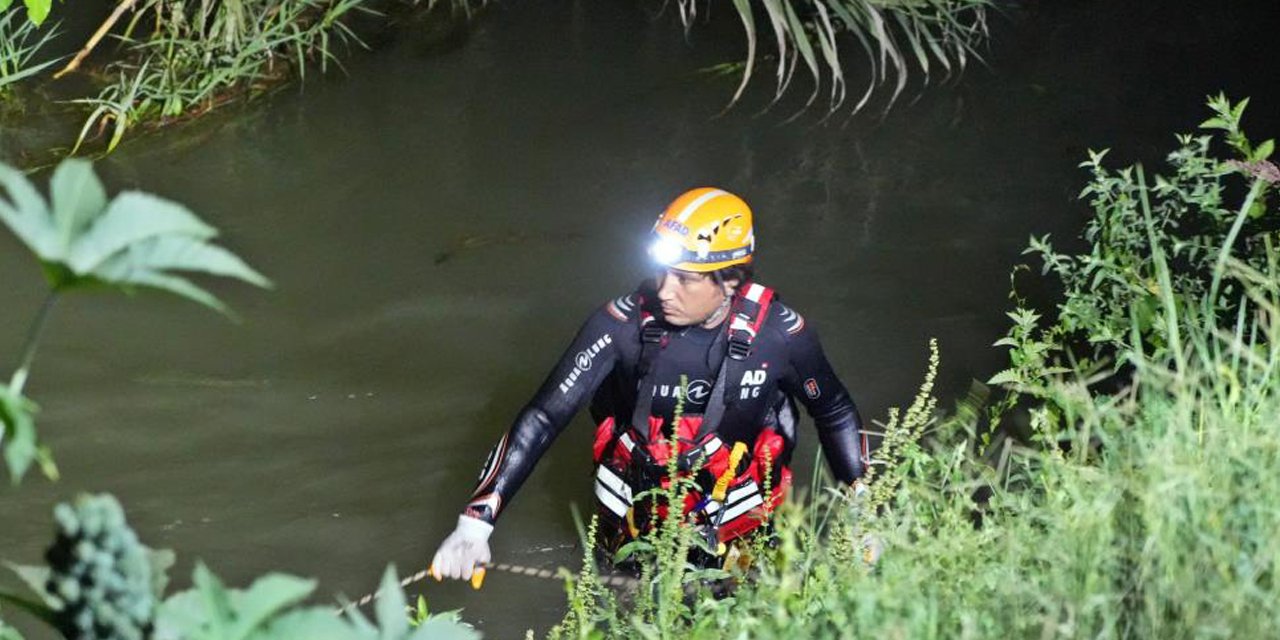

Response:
(651, 378), (711, 406)
(739, 369), (767, 399)
(559, 334), (613, 395)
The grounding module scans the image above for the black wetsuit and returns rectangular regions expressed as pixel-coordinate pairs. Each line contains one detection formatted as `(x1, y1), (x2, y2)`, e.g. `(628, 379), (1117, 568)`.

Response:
(462, 284), (867, 525)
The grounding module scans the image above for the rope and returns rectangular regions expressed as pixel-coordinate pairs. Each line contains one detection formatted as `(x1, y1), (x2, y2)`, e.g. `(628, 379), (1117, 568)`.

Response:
(335, 562), (637, 614)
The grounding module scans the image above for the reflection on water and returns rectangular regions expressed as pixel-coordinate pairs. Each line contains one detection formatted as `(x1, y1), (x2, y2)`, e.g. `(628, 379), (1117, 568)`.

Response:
(2, 1), (1278, 637)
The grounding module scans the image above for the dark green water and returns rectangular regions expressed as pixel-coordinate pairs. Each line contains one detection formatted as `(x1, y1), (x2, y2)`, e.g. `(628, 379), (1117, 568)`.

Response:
(2, 1), (1277, 637)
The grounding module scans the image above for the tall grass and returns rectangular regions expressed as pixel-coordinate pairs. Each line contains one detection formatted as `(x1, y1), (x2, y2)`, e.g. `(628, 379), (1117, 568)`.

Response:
(0, 8), (59, 97)
(680, 0), (990, 116)
(73, 0), (371, 153)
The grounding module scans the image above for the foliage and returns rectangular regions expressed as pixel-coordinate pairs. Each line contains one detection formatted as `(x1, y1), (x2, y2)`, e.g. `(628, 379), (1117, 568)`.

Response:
(73, 0), (371, 153)
(1, 495), (478, 639)
(992, 95), (1277, 397)
(0, 616), (24, 640)
(0, 158), (269, 482)
(680, 0), (990, 115)
(38, 494), (164, 640)
(0, 7), (59, 96)
(0, 0), (51, 26)
(0, 158), (270, 313)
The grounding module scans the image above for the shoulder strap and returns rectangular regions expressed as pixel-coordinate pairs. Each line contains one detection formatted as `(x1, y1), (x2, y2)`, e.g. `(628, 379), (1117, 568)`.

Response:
(628, 296), (667, 443)
(697, 283), (775, 441)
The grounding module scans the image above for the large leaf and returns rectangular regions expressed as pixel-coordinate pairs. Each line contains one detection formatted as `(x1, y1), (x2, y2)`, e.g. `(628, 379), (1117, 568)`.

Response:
(93, 236), (271, 288)
(66, 191), (216, 275)
(110, 268), (231, 317)
(48, 159), (107, 254)
(1, 160), (267, 317)
(0, 164), (57, 261)
(229, 573), (318, 638)
(157, 563), (322, 640)
(374, 567), (409, 639)
(256, 609), (362, 640)
(407, 617), (480, 640)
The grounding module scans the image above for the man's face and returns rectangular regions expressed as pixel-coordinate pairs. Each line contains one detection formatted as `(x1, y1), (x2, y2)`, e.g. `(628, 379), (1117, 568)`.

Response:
(654, 268), (728, 326)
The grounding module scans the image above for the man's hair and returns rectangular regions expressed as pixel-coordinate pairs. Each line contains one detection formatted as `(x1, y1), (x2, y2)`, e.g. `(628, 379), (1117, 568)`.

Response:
(711, 264), (755, 289)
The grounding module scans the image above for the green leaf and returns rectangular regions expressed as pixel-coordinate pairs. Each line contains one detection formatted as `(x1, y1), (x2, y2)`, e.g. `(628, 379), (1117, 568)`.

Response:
(0, 384), (39, 484)
(108, 268), (232, 317)
(0, 615), (27, 640)
(1253, 138), (1274, 162)
(406, 617), (479, 640)
(49, 159), (107, 253)
(2, 563), (56, 609)
(149, 548), (176, 600)
(231, 573), (318, 638)
(93, 235), (272, 288)
(1199, 117), (1230, 131)
(256, 609), (362, 640)
(374, 566), (409, 639)
(0, 592), (55, 626)
(986, 369), (1021, 386)
(66, 191), (216, 275)
(22, 0), (51, 26)
(0, 163), (57, 260)
(0, 0), (13, 16)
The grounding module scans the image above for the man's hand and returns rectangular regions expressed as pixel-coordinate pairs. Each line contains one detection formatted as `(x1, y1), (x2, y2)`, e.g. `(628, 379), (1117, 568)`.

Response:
(430, 515), (493, 581)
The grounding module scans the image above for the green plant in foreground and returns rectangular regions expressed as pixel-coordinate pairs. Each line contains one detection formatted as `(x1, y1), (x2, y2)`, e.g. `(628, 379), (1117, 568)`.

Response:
(1, 494), (480, 639)
(0, 158), (271, 482)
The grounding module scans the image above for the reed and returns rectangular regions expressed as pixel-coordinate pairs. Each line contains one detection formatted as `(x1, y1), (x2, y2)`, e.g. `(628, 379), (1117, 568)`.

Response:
(680, 0), (990, 116)
(72, 0), (371, 153)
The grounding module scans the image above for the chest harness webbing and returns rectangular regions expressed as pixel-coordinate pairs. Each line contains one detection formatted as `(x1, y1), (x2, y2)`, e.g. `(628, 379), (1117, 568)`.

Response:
(592, 283), (784, 547)
(629, 282), (775, 452)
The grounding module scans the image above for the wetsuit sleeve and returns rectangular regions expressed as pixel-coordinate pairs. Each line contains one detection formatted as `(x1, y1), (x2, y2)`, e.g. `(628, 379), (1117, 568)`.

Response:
(460, 305), (627, 525)
(776, 306), (868, 484)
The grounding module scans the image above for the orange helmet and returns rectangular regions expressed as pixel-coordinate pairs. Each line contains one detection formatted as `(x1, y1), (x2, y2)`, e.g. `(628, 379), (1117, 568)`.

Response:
(648, 187), (754, 272)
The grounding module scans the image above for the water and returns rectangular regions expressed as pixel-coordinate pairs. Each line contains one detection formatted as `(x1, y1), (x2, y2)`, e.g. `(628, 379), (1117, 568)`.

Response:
(2, 1), (1278, 636)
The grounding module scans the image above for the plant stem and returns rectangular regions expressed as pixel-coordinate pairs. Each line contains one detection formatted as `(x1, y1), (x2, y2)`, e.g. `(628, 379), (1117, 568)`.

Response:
(1137, 166), (1186, 374)
(9, 291), (59, 396)
(1207, 177), (1266, 315)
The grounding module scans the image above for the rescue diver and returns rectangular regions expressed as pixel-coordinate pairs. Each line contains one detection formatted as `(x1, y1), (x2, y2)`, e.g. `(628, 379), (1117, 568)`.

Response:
(430, 187), (868, 581)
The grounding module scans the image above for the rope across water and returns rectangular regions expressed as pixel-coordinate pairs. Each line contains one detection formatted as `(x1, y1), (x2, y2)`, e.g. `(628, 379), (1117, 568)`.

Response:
(336, 562), (637, 614)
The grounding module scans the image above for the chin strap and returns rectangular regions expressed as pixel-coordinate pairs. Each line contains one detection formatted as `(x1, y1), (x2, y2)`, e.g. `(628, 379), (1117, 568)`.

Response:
(696, 289), (734, 327)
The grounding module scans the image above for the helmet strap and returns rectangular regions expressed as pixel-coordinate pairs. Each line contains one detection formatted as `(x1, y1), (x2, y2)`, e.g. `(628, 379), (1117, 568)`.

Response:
(698, 283), (736, 328)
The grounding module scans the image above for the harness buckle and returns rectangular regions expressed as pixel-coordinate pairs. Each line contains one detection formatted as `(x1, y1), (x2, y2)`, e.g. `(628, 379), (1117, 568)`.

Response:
(641, 324), (666, 344)
(727, 334), (752, 360)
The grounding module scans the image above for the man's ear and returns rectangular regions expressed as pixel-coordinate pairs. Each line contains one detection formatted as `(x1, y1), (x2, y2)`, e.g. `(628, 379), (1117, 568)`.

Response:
(722, 277), (741, 296)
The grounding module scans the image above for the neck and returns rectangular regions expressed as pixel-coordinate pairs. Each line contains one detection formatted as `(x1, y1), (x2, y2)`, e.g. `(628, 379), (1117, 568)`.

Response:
(699, 292), (734, 329)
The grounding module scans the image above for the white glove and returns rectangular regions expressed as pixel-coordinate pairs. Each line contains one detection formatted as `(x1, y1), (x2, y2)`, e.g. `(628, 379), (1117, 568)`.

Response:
(430, 515), (493, 581)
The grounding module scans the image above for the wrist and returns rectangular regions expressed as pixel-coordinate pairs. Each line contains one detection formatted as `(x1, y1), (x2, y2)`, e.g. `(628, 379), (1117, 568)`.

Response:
(457, 514), (494, 541)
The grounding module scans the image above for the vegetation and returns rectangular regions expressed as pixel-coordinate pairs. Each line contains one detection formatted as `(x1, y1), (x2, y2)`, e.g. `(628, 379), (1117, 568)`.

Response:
(0, 8), (59, 98)
(0, 0), (989, 157)
(0, 159), (474, 638)
(72, 0), (372, 153)
(548, 95), (1280, 638)
(0, 158), (270, 483)
(0, 0), (52, 26)
(702, 0), (991, 115)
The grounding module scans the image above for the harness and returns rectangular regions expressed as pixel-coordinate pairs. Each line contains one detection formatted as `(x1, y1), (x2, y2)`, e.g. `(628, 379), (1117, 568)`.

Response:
(592, 283), (793, 552)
